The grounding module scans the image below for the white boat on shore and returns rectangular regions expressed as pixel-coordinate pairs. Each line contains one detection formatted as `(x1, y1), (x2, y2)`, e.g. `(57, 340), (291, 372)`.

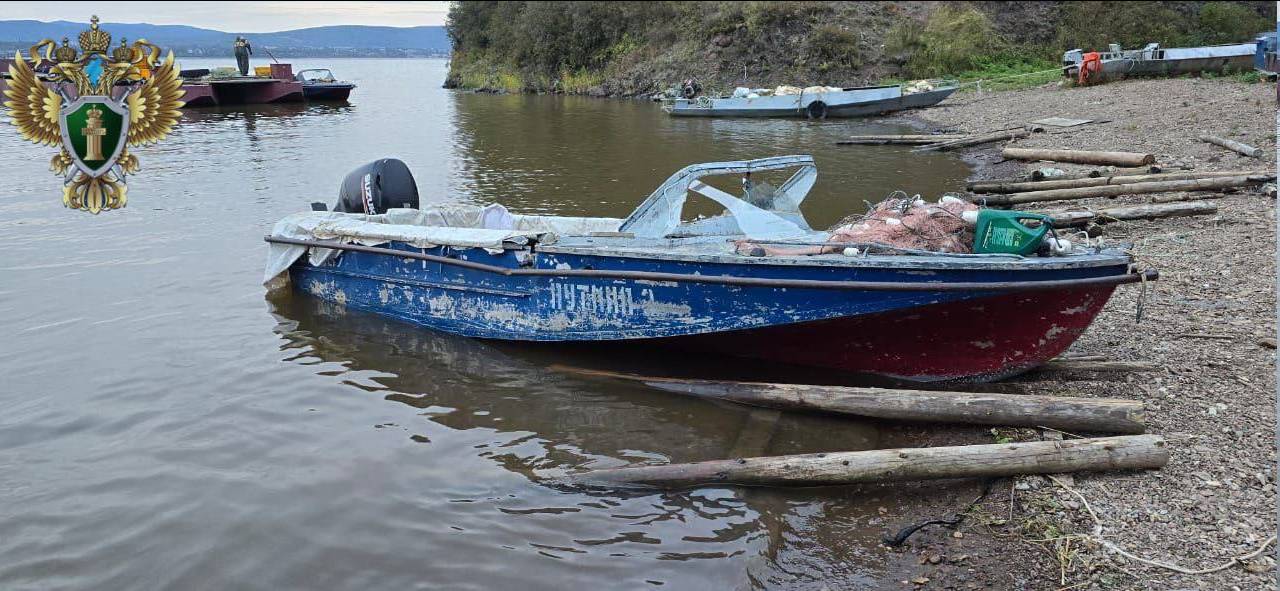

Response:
(663, 82), (958, 119)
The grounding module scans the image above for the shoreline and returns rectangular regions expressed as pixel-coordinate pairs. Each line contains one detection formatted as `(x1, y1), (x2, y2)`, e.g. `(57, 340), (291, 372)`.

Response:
(885, 77), (1277, 589)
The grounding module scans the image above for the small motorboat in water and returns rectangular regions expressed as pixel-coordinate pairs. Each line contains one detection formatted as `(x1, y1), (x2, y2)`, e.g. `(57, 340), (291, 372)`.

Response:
(295, 68), (356, 101)
(663, 82), (958, 118)
(264, 156), (1154, 382)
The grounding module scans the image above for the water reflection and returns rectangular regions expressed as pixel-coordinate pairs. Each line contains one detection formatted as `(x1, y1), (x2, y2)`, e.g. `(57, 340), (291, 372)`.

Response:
(265, 294), (984, 588)
(447, 92), (971, 227)
(267, 294), (887, 471)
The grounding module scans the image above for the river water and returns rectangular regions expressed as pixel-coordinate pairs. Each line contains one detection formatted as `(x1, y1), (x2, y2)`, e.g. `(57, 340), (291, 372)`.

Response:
(1, 58), (973, 589)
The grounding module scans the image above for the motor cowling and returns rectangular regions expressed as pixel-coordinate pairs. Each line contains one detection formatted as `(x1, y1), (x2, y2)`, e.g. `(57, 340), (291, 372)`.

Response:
(334, 158), (419, 214)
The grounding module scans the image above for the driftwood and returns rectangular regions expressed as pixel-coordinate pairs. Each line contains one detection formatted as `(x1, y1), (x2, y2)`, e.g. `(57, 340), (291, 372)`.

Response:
(573, 435), (1169, 488)
(1039, 360), (1160, 373)
(837, 134), (966, 145)
(911, 129), (1031, 153)
(1002, 148), (1156, 167)
(970, 166), (1164, 186)
(1045, 201), (1218, 228)
(970, 170), (1264, 194)
(1150, 191), (1234, 203)
(979, 175), (1274, 206)
(561, 368), (1146, 433)
(1198, 134), (1263, 159)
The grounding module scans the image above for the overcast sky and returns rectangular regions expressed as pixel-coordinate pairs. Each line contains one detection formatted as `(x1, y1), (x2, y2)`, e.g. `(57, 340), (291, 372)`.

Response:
(0, 1), (451, 32)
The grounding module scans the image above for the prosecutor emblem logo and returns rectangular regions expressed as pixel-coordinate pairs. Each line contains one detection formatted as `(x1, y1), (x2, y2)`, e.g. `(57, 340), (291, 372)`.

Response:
(2, 16), (184, 214)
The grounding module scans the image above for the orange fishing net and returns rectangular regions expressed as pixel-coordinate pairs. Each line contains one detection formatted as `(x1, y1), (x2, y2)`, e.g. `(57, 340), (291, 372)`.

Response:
(736, 195), (979, 256)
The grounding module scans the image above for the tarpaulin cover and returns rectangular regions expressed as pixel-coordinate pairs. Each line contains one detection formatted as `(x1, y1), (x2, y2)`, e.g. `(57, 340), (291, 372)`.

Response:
(263, 204), (622, 283)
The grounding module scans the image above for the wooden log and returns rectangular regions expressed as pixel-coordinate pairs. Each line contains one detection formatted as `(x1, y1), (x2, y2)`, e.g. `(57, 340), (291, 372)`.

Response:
(971, 170), (1264, 194)
(573, 435), (1169, 487)
(1038, 360), (1160, 373)
(1150, 192), (1229, 203)
(979, 175), (1274, 206)
(969, 166), (1163, 188)
(1027, 167), (1162, 182)
(1044, 201), (1218, 228)
(557, 367), (1146, 433)
(1002, 148), (1156, 167)
(911, 129), (1030, 153)
(1198, 134), (1263, 158)
(837, 134), (967, 145)
(843, 134), (967, 140)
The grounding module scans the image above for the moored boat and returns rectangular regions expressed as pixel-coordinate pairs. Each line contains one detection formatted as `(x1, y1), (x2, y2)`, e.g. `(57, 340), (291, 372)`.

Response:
(179, 63), (304, 106)
(663, 83), (958, 118)
(1063, 41), (1258, 82)
(295, 68), (356, 101)
(264, 156), (1154, 382)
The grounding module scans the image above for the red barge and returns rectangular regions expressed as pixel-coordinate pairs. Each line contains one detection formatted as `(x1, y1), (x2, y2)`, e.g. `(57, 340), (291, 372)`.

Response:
(178, 63), (303, 107)
(2, 60), (315, 107)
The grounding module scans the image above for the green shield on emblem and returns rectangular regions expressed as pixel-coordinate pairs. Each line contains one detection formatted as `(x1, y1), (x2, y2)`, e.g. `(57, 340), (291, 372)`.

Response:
(60, 96), (130, 177)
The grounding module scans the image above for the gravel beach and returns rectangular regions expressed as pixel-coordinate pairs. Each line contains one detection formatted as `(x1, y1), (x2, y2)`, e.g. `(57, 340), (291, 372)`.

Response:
(888, 77), (1277, 590)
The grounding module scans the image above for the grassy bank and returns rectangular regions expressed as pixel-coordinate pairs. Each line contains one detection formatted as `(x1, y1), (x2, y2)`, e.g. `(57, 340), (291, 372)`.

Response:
(444, 1), (1275, 97)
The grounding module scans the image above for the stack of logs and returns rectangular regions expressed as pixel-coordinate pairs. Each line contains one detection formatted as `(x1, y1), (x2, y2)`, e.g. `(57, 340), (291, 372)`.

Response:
(974, 148), (1273, 228)
(563, 361), (1169, 488)
(838, 131), (1272, 228)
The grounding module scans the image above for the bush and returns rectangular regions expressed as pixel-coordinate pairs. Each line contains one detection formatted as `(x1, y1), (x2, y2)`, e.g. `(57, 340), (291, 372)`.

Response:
(742, 1), (828, 32)
(1197, 3), (1271, 45)
(1055, 1), (1187, 51)
(806, 24), (861, 71)
(905, 6), (1003, 78)
(883, 18), (925, 63)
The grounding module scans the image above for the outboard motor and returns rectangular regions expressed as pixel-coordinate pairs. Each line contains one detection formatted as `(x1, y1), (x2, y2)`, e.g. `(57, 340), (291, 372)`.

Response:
(334, 158), (419, 214)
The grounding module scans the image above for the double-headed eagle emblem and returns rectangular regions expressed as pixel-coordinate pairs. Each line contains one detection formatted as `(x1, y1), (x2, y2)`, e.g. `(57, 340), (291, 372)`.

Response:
(3, 16), (184, 213)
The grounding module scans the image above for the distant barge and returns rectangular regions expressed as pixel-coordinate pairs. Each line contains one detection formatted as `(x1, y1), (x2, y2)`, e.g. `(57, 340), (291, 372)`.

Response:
(179, 63), (304, 106)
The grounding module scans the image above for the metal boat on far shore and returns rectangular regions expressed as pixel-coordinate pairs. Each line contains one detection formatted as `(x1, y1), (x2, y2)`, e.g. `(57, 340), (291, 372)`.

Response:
(1063, 41), (1259, 81)
(663, 82), (958, 119)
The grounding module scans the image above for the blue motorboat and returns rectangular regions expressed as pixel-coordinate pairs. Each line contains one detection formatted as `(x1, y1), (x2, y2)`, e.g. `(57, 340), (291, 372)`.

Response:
(265, 156), (1153, 382)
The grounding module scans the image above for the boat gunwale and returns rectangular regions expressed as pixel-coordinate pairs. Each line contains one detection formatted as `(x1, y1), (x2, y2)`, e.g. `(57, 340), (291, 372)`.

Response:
(535, 240), (1134, 270)
(267, 236), (1154, 291)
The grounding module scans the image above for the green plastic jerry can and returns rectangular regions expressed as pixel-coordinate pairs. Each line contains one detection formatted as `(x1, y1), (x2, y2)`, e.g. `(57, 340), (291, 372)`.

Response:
(973, 210), (1051, 255)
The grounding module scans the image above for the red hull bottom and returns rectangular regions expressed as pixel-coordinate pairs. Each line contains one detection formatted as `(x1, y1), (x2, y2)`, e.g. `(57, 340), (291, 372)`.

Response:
(658, 287), (1117, 382)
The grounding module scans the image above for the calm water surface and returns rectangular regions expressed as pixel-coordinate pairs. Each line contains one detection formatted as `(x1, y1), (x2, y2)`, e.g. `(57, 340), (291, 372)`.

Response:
(0, 58), (972, 589)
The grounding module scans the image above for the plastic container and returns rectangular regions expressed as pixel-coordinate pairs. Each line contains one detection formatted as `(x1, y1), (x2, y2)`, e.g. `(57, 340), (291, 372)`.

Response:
(254, 65), (272, 77)
(973, 210), (1051, 255)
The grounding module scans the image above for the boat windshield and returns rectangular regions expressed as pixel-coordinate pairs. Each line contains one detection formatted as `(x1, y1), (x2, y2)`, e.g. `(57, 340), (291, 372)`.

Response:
(619, 155), (818, 240)
(297, 69), (336, 82)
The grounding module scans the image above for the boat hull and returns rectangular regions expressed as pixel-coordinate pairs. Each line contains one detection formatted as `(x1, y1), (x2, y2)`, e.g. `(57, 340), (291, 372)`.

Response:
(179, 79), (305, 106)
(286, 242), (1130, 381)
(666, 87), (957, 118)
(302, 83), (355, 101)
(657, 287), (1115, 382)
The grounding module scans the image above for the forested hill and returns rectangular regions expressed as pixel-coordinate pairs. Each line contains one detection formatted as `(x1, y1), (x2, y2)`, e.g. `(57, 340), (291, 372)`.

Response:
(444, 1), (1275, 96)
(0, 20), (449, 57)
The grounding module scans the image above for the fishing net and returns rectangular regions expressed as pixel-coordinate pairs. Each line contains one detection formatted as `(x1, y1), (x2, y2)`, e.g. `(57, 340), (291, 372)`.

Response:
(735, 193), (979, 256)
(829, 193), (979, 254)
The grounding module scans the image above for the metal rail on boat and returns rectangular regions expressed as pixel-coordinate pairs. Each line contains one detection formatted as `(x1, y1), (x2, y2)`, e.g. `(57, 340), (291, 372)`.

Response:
(265, 236), (1158, 292)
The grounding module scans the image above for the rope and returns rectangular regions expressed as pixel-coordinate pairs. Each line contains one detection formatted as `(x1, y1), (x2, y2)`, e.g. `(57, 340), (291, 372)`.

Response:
(1049, 476), (1277, 575)
(883, 479), (996, 547)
